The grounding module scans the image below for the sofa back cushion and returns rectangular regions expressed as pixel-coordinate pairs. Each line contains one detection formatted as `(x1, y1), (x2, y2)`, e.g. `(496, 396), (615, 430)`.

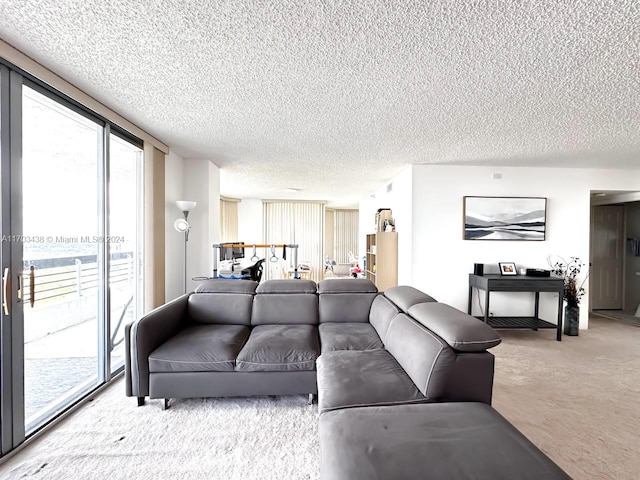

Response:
(384, 313), (456, 399)
(194, 279), (259, 294)
(368, 295), (400, 343)
(251, 279), (319, 325)
(383, 285), (437, 313)
(317, 279), (378, 323)
(187, 279), (258, 325)
(256, 279), (317, 295)
(407, 303), (502, 352)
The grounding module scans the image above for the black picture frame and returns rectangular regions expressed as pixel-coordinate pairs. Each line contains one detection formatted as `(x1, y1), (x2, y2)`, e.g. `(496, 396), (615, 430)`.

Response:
(499, 262), (517, 276)
(463, 196), (547, 241)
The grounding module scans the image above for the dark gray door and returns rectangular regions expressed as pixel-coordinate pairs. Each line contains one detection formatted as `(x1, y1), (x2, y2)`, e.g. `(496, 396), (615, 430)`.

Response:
(591, 205), (625, 309)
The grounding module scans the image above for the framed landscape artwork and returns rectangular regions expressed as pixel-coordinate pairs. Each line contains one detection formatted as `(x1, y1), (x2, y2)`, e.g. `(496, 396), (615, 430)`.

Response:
(463, 196), (547, 241)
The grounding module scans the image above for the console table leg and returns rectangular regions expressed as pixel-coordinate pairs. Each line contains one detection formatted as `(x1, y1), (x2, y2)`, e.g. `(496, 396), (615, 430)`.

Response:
(484, 289), (490, 324)
(533, 292), (540, 331)
(557, 293), (563, 341)
(467, 286), (473, 314)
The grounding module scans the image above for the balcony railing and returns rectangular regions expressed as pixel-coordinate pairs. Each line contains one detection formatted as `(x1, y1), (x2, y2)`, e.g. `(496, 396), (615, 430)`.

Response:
(22, 252), (134, 306)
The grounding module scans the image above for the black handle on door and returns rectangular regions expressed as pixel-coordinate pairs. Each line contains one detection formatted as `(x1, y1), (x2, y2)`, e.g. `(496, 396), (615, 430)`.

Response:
(30, 266), (35, 308)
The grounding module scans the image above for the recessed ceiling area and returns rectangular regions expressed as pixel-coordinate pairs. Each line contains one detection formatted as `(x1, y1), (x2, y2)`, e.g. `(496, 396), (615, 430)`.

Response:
(0, 1), (638, 207)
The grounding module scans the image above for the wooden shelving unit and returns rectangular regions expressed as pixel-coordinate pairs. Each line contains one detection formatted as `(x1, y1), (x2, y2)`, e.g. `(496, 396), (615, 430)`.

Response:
(365, 232), (398, 291)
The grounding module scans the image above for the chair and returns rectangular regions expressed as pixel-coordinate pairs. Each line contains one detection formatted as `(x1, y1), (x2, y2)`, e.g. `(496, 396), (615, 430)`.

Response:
(242, 258), (265, 282)
(324, 256), (337, 273)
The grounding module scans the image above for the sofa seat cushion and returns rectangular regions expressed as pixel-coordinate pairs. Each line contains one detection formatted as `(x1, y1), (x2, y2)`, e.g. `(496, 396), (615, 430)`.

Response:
(319, 403), (571, 480)
(316, 350), (427, 414)
(235, 325), (320, 372)
(319, 323), (383, 353)
(148, 325), (250, 373)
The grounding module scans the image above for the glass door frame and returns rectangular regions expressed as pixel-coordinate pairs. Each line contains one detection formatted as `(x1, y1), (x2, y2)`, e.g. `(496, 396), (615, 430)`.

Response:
(0, 62), (24, 455)
(0, 60), (143, 455)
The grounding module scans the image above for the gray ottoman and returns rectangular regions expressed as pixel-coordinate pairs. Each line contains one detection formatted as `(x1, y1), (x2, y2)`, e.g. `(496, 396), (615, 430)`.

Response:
(319, 402), (571, 480)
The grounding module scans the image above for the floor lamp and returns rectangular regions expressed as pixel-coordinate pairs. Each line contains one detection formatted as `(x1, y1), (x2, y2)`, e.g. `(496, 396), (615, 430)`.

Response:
(174, 200), (197, 294)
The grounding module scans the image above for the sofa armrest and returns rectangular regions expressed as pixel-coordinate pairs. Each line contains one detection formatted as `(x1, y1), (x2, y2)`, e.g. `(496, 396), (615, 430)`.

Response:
(440, 351), (496, 404)
(125, 293), (190, 397)
(407, 303), (501, 352)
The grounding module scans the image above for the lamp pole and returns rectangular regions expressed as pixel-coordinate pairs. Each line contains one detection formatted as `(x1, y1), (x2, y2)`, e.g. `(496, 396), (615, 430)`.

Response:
(183, 210), (189, 294)
(175, 201), (197, 295)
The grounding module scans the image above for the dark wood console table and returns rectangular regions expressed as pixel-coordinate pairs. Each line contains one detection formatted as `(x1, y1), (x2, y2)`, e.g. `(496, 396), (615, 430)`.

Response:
(467, 274), (564, 341)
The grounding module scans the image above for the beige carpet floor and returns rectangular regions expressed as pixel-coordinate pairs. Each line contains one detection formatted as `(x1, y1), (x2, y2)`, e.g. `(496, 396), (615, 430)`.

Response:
(0, 315), (637, 479)
(492, 315), (640, 480)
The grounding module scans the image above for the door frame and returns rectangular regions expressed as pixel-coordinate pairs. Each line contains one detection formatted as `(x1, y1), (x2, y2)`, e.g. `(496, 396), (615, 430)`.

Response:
(589, 191), (640, 314)
(1, 66), (26, 452)
(0, 60), (143, 456)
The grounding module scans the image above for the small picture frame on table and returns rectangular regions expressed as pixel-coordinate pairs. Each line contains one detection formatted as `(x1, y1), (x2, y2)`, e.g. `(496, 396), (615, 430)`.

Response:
(498, 262), (517, 276)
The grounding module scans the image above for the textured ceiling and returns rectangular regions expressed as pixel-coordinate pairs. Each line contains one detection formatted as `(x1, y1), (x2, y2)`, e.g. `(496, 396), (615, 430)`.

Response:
(1, 1), (638, 207)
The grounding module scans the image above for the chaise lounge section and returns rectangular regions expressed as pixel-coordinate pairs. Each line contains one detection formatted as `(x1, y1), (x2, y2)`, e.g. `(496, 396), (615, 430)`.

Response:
(319, 402), (571, 480)
(314, 284), (571, 480)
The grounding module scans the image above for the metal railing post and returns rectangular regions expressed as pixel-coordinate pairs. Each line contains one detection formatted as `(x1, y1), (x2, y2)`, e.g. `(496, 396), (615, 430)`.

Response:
(127, 254), (133, 285)
(75, 258), (82, 297)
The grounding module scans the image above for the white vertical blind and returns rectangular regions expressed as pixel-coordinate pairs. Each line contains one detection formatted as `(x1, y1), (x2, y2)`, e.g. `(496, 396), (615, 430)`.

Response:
(325, 209), (335, 262)
(263, 201), (325, 282)
(334, 209), (359, 264)
(220, 197), (239, 242)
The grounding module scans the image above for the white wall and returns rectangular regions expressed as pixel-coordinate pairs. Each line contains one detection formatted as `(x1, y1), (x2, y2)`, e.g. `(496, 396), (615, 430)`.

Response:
(208, 162), (221, 276)
(391, 167), (413, 285)
(359, 166), (413, 284)
(411, 165), (640, 329)
(164, 151), (185, 301)
(182, 159), (221, 293)
(238, 199), (263, 244)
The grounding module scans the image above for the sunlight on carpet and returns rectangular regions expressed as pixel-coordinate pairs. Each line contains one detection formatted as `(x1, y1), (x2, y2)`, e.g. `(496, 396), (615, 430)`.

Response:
(0, 385), (319, 480)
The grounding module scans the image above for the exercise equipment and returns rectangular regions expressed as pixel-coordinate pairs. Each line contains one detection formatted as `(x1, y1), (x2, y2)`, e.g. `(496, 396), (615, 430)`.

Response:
(212, 243), (300, 279)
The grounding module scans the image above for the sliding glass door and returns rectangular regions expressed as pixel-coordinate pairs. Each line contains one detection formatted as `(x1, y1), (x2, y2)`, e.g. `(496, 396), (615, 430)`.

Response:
(108, 134), (142, 373)
(0, 63), (142, 452)
(21, 85), (102, 432)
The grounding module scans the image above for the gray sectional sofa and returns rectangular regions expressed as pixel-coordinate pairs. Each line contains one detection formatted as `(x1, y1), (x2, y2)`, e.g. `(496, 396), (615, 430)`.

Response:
(125, 278), (497, 407)
(125, 277), (570, 479)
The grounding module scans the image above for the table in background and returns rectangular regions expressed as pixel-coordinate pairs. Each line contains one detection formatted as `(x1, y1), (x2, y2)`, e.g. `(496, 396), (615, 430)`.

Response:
(287, 268), (312, 279)
(467, 274), (564, 341)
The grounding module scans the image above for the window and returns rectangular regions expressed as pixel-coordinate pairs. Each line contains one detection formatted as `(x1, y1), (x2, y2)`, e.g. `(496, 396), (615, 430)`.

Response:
(220, 197), (239, 242)
(326, 209), (359, 264)
(0, 63), (143, 452)
(263, 201), (324, 282)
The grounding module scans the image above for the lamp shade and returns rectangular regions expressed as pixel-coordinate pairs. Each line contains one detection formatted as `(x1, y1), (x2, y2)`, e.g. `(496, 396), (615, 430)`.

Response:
(176, 200), (197, 212)
(174, 218), (190, 233)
